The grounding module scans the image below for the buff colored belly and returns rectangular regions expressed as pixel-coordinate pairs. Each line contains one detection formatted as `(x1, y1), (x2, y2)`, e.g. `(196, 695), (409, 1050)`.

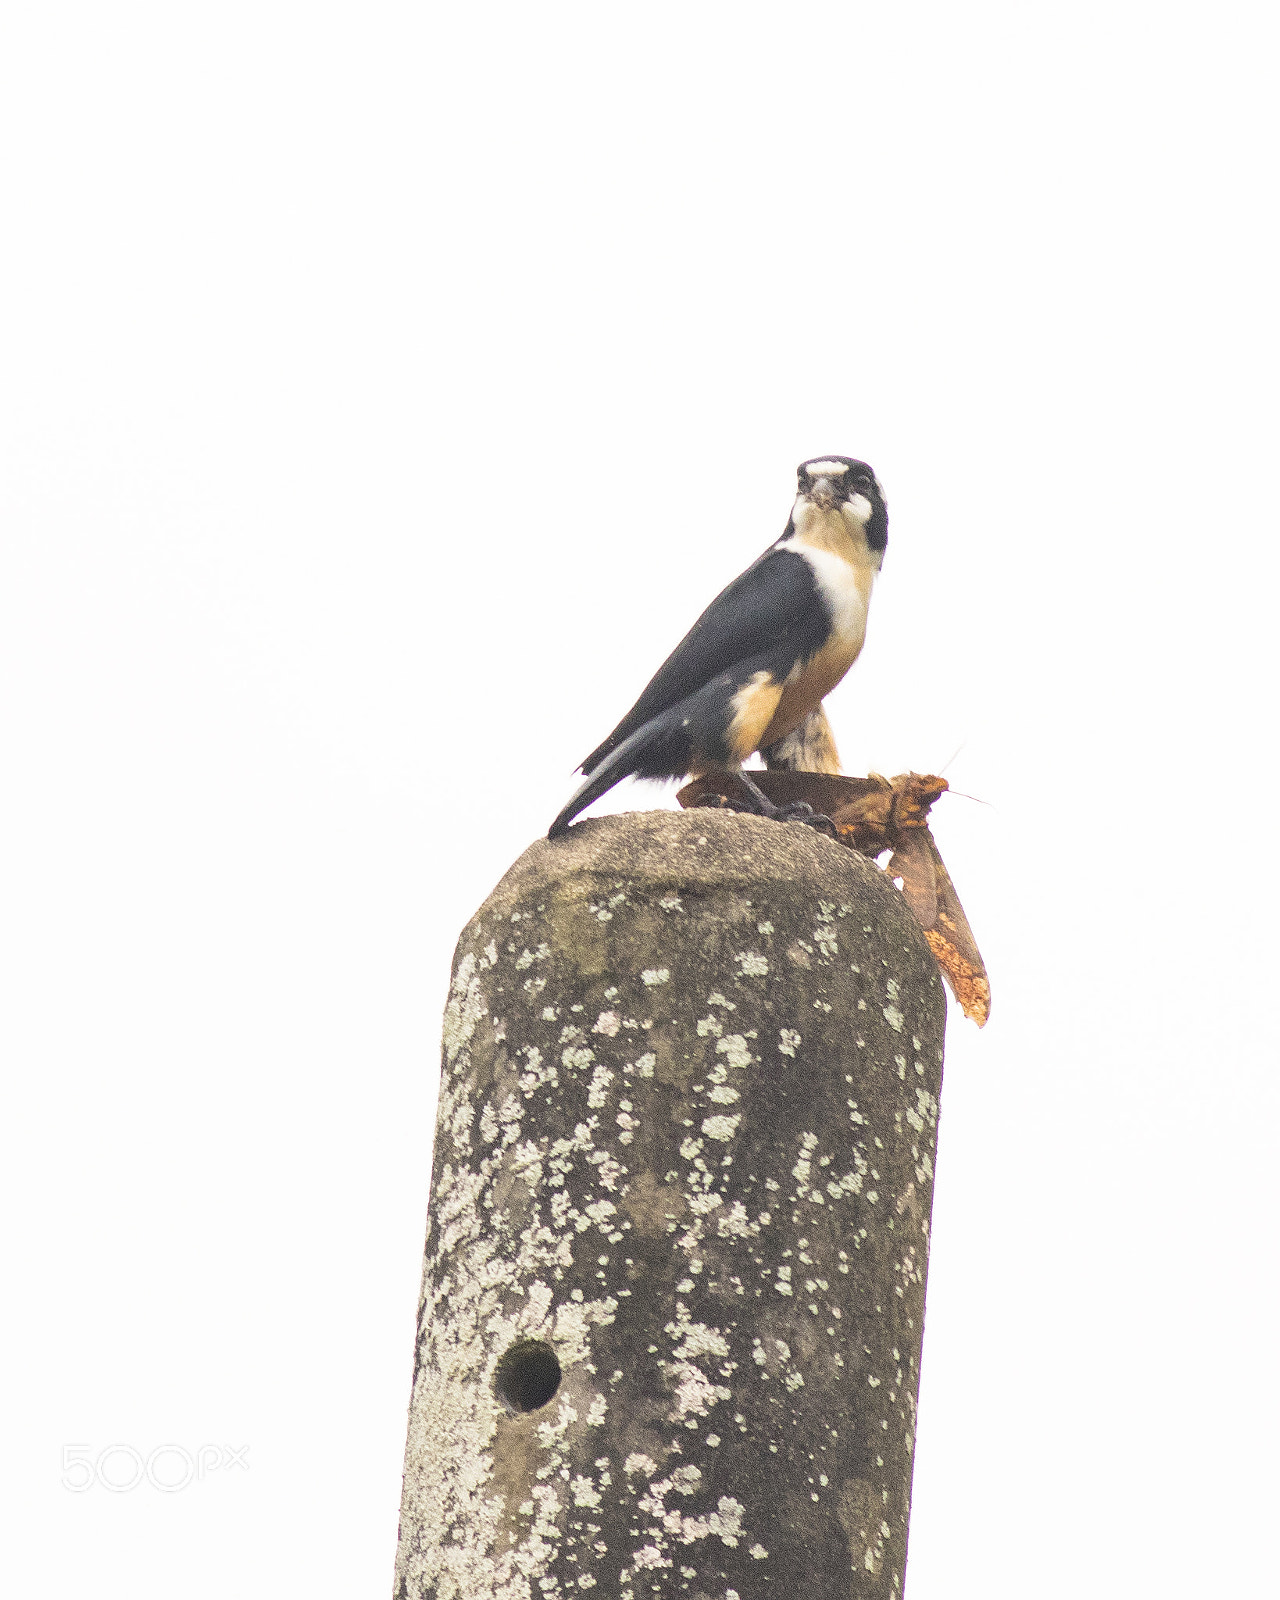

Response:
(758, 627), (864, 750)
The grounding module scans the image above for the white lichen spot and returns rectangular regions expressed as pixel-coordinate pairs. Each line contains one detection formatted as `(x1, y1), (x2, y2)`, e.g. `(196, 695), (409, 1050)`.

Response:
(587, 1065), (614, 1108)
(749, 1543), (769, 1559)
(552, 1295), (619, 1368)
(707, 1085), (740, 1105)
(715, 1035), (752, 1070)
(592, 1010), (621, 1037)
(883, 1004), (904, 1031)
(813, 908), (839, 958)
(441, 953), (486, 1066)
(662, 1306), (733, 1425)
(696, 1016), (724, 1038)
(707, 992), (736, 1010)
(791, 1131), (819, 1195)
(634, 1052), (656, 1078)
(641, 968), (670, 987)
(659, 893), (684, 912)
(757, 920), (774, 934)
(583, 1200), (617, 1232)
(587, 1150), (624, 1191)
(701, 1114), (740, 1142)
(717, 1202), (758, 1240)
(586, 1395), (608, 1426)
(702, 1495), (746, 1546)
(735, 951), (769, 977)
(778, 1028), (801, 1058)
(625, 1453), (658, 1477)
(827, 1158), (867, 1199)
(562, 1045), (595, 1072)
(571, 1474), (602, 1508)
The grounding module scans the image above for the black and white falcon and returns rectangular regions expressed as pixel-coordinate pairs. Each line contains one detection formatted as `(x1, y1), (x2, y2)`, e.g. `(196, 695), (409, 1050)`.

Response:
(548, 456), (888, 838)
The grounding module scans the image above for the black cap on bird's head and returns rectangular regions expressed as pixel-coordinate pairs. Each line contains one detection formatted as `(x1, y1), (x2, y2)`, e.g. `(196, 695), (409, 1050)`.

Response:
(796, 456), (888, 555)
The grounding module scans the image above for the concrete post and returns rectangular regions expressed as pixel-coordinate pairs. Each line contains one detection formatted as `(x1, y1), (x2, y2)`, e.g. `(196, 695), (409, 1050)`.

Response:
(395, 808), (946, 1600)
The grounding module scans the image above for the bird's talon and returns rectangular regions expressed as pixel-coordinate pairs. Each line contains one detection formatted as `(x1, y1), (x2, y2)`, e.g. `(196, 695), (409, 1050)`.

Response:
(774, 800), (816, 822)
(781, 803), (839, 839)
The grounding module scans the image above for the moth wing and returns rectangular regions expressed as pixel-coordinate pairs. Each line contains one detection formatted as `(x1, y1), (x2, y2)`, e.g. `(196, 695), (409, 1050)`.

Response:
(914, 831), (991, 1027)
(885, 832), (938, 928)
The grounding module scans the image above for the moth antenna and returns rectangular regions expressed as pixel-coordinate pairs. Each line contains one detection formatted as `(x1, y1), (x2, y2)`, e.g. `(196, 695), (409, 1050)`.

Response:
(937, 741), (967, 776)
(946, 788), (993, 808)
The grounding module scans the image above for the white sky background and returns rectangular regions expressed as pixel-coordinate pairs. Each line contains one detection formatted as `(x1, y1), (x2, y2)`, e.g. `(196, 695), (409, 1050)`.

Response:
(3, 1), (1278, 1594)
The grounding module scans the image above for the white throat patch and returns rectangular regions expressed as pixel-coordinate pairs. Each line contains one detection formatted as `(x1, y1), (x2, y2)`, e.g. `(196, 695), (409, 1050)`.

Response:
(843, 493), (873, 526)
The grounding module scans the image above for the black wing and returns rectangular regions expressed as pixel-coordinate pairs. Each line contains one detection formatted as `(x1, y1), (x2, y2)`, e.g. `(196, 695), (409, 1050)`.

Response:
(580, 543), (826, 774)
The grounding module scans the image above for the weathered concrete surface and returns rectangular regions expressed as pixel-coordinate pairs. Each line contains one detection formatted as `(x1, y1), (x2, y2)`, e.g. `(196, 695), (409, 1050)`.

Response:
(395, 808), (946, 1600)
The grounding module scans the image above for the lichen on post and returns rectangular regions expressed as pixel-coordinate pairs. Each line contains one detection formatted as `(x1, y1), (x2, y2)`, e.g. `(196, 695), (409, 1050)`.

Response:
(394, 807), (946, 1600)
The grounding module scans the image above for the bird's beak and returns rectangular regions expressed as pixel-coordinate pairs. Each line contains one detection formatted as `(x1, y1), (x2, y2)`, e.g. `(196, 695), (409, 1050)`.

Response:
(807, 476), (840, 509)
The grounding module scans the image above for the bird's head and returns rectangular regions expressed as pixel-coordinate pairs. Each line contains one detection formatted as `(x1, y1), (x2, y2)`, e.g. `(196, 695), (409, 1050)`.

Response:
(795, 456), (888, 556)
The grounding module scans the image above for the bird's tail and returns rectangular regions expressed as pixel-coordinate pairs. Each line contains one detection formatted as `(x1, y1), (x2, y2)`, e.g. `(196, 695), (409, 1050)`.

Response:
(548, 703), (693, 839)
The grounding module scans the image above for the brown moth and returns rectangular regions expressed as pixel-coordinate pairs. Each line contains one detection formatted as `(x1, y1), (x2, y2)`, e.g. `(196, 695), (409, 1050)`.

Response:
(677, 770), (990, 1027)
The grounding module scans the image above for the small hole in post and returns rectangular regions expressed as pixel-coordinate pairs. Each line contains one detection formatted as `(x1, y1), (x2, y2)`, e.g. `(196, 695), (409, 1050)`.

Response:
(494, 1339), (562, 1414)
